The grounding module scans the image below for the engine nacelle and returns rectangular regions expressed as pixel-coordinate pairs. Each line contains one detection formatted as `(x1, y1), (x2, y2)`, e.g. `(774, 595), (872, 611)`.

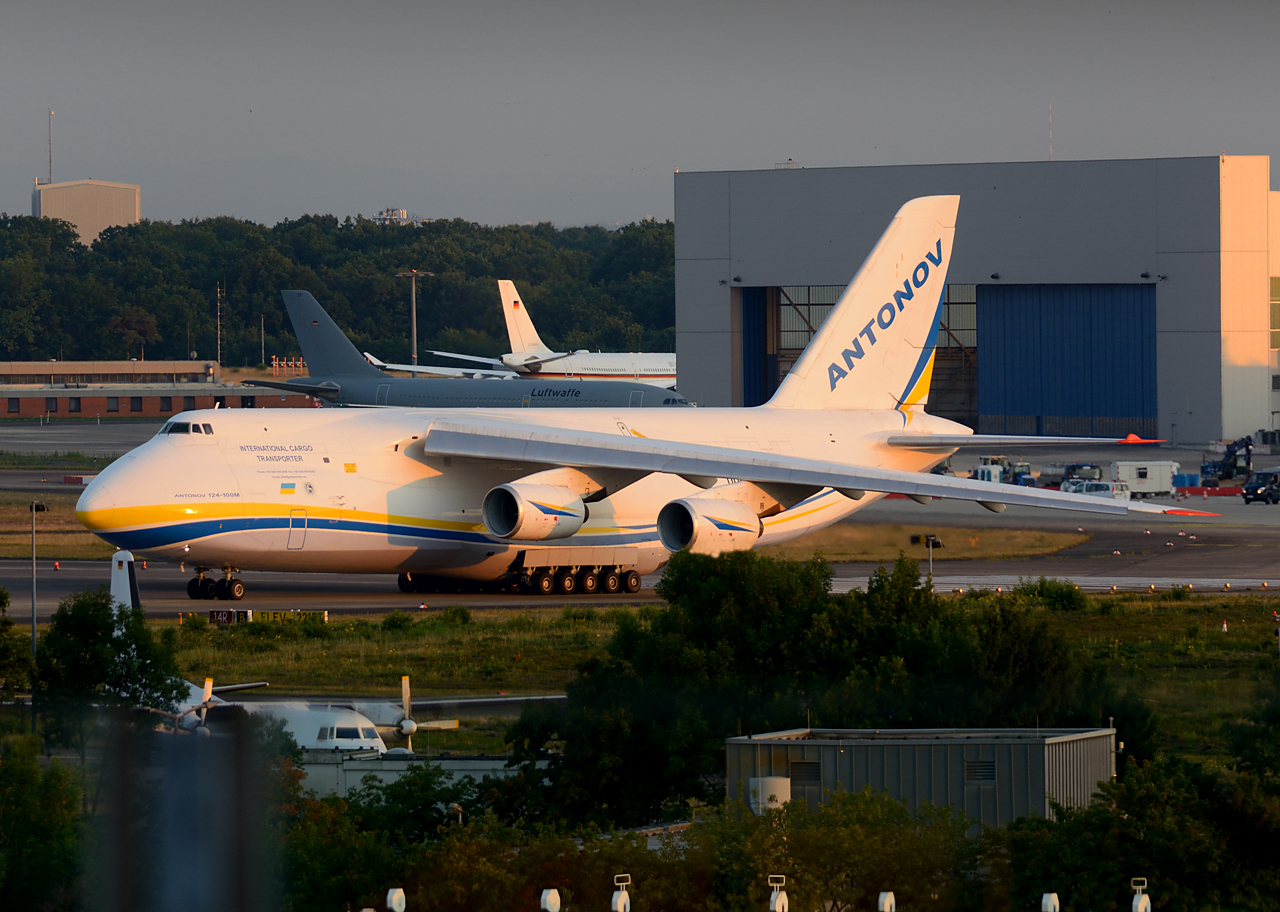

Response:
(656, 497), (763, 555)
(482, 483), (586, 541)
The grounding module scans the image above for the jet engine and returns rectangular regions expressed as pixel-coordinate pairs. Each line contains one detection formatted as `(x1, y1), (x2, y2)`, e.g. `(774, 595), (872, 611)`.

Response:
(656, 496), (763, 555)
(482, 482), (587, 541)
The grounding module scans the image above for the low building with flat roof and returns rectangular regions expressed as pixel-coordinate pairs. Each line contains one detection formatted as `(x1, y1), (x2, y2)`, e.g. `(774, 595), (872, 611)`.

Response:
(725, 727), (1115, 829)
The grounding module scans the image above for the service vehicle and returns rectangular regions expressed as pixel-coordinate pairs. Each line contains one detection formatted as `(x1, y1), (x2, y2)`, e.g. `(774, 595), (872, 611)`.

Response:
(1110, 461), (1180, 499)
(1242, 470), (1280, 504)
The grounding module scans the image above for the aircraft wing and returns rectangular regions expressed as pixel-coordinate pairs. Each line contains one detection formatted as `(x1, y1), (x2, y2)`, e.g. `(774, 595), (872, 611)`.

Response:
(363, 352), (519, 379)
(421, 349), (511, 369)
(886, 433), (1162, 448)
(418, 419), (1216, 517)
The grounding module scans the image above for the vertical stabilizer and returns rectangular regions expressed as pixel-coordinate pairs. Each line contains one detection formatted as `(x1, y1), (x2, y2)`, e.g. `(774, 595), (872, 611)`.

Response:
(766, 196), (958, 412)
(498, 280), (554, 357)
(280, 291), (382, 377)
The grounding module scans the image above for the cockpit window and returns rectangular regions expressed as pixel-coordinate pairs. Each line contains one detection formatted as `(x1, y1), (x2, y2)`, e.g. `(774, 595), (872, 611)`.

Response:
(335, 727), (360, 740)
(191, 424), (203, 434)
(167, 422), (190, 434)
(202, 423), (214, 435)
(158, 422), (172, 435)
(360, 727), (377, 740)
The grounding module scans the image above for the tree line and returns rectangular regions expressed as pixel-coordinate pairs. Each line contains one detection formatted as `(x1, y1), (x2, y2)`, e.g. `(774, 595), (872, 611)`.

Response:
(0, 213), (674, 365)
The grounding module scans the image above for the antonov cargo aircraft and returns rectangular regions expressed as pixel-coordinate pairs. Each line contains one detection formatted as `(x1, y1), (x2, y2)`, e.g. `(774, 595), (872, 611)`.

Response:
(77, 197), (1210, 602)
(248, 290), (686, 409)
(367, 280), (678, 389)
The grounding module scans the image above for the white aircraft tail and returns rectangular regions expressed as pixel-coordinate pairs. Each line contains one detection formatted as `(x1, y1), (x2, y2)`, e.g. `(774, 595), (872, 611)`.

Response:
(766, 195), (958, 412)
(498, 280), (554, 357)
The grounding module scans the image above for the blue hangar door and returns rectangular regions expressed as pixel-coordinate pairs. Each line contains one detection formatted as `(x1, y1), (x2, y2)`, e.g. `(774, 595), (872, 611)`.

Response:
(977, 284), (1156, 438)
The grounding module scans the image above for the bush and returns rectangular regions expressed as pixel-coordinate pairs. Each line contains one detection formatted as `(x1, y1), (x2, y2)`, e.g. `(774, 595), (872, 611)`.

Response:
(1014, 576), (1088, 612)
(380, 610), (416, 632)
(438, 606), (472, 626)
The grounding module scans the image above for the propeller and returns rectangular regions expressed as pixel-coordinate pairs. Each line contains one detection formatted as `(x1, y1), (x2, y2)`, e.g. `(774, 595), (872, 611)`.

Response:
(398, 675), (418, 751)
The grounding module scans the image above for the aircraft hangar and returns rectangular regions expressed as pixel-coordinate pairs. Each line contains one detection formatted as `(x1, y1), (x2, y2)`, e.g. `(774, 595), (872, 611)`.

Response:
(674, 155), (1280, 444)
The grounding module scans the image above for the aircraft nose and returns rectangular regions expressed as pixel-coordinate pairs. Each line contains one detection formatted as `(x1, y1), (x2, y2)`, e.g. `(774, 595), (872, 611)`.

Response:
(76, 477), (116, 529)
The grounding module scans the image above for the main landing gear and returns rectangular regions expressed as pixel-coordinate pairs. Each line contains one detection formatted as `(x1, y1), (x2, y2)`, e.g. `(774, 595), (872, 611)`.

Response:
(396, 566), (643, 597)
(520, 566), (641, 597)
(187, 568), (245, 601)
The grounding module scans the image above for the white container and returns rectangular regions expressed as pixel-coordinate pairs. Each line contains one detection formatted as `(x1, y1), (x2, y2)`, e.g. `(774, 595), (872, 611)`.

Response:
(1110, 461), (1180, 498)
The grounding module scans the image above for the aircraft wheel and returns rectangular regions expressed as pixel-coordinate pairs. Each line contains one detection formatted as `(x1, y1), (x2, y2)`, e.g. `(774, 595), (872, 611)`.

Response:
(215, 578), (230, 600)
(555, 570), (577, 595)
(398, 573), (414, 593)
(577, 570), (599, 594)
(187, 578), (203, 600)
(228, 579), (246, 601)
(531, 570), (555, 596)
(600, 569), (621, 594)
(200, 577), (218, 600)
(622, 570), (642, 593)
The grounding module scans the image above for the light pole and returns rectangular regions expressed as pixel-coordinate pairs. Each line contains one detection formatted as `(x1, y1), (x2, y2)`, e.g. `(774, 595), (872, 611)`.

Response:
(30, 501), (46, 734)
(395, 270), (434, 365)
(30, 502), (46, 656)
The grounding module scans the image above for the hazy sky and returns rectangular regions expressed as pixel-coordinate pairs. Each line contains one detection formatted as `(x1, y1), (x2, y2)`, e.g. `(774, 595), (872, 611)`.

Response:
(2, 0), (1278, 227)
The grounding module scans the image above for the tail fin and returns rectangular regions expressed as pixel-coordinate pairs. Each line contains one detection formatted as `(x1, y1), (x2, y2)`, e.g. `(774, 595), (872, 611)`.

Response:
(498, 280), (554, 357)
(766, 196), (958, 412)
(280, 291), (382, 377)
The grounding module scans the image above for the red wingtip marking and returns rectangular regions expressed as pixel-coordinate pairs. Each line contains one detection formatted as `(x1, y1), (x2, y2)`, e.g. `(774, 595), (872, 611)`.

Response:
(1116, 433), (1165, 443)
(1161, 508), (1221, 517)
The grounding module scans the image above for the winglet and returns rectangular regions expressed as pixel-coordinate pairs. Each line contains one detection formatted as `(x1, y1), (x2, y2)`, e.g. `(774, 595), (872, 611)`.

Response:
(364, 352), (387, 368)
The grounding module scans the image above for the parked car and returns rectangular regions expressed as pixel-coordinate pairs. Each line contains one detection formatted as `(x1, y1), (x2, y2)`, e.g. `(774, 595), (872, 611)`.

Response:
(1242, 470), (1280, 504)
(1079, 481), (1131, 501)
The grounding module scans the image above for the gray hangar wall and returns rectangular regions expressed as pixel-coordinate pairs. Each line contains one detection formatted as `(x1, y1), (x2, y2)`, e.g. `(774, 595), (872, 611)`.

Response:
(674, 156), (1266, 442)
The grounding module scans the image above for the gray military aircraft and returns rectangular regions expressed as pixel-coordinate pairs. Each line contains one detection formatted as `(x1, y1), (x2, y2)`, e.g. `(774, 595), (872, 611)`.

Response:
(246, 291), (689, 409)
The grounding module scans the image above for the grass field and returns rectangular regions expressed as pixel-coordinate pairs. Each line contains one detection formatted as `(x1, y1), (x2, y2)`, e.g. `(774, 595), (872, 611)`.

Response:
(0, 449), (117, 471)
(756, 522), (1087, 562)
(153, 588), (1280, 763)
(0, 490), (115, 559)
(1039, 591), (1280, 768)
(168, 605), (620, 699)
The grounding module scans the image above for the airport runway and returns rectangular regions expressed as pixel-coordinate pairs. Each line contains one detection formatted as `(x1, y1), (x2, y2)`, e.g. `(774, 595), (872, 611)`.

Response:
(0, 418), (162, 457)
(0, 558), (666, 620)
(5, 433), (1280, 619)
(6, 511), (1280, 621)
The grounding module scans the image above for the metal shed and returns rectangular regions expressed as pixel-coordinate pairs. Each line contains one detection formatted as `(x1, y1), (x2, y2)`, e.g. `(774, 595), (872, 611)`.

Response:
(725, 727), (1115, 829)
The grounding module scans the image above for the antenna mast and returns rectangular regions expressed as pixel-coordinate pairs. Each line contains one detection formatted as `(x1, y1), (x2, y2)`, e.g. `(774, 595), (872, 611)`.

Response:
(1049, 101), (1053, 162)
(216, 282), (223, 365)
(48, 110), (53, 184)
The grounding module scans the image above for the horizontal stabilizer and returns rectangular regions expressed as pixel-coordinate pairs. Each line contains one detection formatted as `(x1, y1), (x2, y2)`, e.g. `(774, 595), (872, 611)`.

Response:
(244, 379), (341, 399)
(418, 418), (1217, 518)
(363, 352), (517, 379)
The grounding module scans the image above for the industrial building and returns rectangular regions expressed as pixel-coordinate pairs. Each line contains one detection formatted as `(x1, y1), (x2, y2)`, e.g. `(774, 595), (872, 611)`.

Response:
(32, 177), (141, 243)
(725, 727), (1115, 829)
(675, 155), (1280, 443)
(0, 360), (312, 419)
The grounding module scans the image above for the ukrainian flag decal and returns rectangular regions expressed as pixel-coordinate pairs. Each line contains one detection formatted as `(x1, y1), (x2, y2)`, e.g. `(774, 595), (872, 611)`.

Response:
(280, 482), (296, 495)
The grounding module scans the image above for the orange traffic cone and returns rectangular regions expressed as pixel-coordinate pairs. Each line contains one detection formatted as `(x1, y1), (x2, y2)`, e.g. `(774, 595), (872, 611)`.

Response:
(53, 561), (60, 570)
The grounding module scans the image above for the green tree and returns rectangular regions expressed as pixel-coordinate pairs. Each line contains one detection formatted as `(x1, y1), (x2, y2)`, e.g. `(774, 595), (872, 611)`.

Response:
(503, 553), (1154, 829)
(35, 587), (187, 805)
(1007, 757), (1280, 911)
(0, 735), (82, 911)
(0, 586), (34, 700)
